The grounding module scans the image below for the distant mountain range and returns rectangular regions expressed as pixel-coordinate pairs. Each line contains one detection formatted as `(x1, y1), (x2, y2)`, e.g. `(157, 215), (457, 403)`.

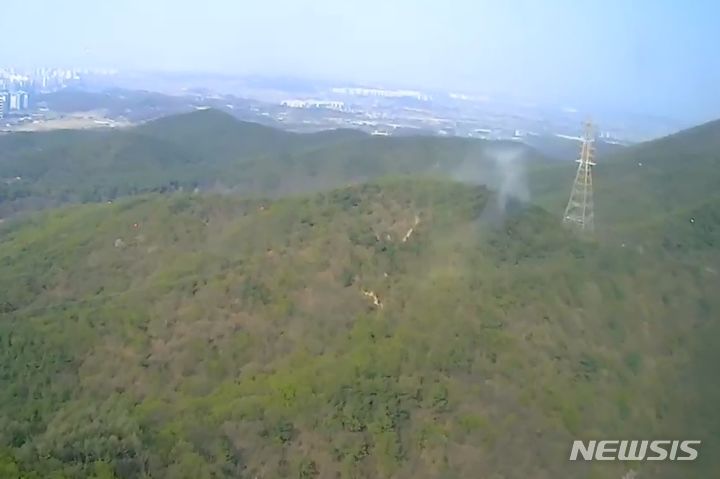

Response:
(3, 107), (719, 231)
(0, 109), (548, 217)
(29, 86), (666, 143)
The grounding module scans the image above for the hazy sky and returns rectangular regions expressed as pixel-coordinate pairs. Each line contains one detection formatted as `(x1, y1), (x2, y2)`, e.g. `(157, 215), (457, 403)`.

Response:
(3, 0), (719, 122)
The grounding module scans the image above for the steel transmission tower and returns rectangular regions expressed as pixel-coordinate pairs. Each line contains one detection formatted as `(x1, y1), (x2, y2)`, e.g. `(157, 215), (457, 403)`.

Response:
(563, 121), (596, 233)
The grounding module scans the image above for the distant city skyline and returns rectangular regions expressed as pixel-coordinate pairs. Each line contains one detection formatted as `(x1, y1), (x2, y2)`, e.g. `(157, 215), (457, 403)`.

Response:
(2, 0), (719, 123)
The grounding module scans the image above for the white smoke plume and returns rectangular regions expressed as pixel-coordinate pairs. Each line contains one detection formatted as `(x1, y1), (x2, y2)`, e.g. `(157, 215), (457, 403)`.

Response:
(451, 144), (530, 221)
(489, 145), (529, 214)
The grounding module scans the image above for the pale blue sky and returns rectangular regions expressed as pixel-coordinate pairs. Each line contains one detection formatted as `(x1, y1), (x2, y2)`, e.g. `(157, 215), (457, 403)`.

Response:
(3, 0), (719, 122)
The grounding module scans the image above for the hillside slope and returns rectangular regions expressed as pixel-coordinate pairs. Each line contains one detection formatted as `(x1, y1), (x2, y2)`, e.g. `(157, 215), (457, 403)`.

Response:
(595, 118), (720, 230)
(0, 110), (548, 217)
(531, 118), (720, 248)
(1, 179), (718, 479)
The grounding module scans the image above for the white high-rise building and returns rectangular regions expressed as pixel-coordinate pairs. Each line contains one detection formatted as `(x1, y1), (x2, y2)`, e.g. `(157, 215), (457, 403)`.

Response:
(18, 91), (29, 110)
(8, 93), (20, 110)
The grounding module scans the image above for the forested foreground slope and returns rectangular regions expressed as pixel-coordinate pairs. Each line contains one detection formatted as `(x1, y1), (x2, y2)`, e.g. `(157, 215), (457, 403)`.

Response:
(1, 178), (718, 478)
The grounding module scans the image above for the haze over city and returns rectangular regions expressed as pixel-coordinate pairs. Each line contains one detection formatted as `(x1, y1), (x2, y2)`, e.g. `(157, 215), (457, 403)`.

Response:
(2, 0), (720, 123)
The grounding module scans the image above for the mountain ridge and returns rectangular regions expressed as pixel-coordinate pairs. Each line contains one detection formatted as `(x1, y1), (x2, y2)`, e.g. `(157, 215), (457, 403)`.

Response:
(0, 109), (548, 217)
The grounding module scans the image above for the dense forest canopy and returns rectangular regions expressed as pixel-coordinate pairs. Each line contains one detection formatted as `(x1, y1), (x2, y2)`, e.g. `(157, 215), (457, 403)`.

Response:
(1, 113), (719, 478)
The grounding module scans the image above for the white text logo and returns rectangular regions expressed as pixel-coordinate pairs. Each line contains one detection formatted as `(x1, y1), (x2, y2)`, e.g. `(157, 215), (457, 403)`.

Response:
(569, 440), (701, 461)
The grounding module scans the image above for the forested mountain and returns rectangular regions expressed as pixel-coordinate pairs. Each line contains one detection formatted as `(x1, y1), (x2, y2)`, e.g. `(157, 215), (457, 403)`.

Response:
(595, 118), (720, 238)
(0, 109), (547, 217)
(531, 117), (720, 247)
(0, 113), (719, 478)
